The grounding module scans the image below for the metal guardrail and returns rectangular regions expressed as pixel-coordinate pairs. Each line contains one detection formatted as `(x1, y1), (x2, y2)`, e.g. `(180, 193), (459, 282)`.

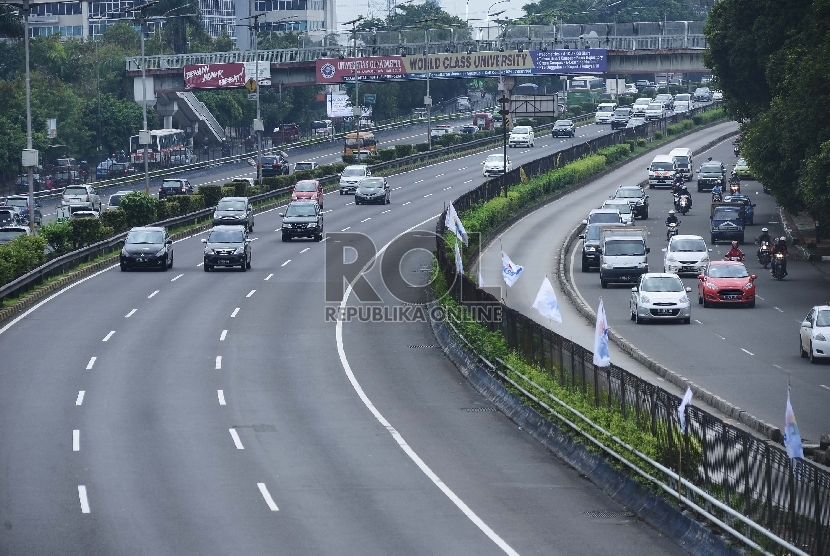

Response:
(434, 110), (830, 555)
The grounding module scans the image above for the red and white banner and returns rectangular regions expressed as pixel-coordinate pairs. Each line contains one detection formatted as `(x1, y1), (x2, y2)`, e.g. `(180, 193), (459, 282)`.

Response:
(184, 63), (246, 89)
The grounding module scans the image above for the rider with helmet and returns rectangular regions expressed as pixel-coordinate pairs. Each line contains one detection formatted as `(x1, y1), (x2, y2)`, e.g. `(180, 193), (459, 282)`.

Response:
(755, 227), (772, 259)
(711, 182), (723, 201)
(665, 210), (680, 240)
(770, 237), (789, 276)
(725, 240), (744, 261)
(677, 182), (692, 208)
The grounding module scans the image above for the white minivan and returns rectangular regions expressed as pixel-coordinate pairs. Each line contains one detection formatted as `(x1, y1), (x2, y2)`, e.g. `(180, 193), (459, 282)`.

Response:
(647, 154), (677, 188)
(508, 126), (535, 148)
(669, 147), (693, 179)
(594, 102), (618, 124)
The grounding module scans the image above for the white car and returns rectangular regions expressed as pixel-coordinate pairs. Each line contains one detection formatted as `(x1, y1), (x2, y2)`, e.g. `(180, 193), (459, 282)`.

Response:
(339, 164), (371, 195)
(601, 199), (635, 225)
(624, 84), (638, 94)
(508, 126), (535, 148)
(800, 305), (830, 363)
(632, 97), (652, 116)
(663, 235), (711, 275)
(594, 103), (617, 124)
(645, 102), (666, 120)
(712, 90), (724, 101)
(630, 272), (692, 324)
(294, 161), (318, 172)
(673, 101), (691, 114)
(483, 154), (512, 177)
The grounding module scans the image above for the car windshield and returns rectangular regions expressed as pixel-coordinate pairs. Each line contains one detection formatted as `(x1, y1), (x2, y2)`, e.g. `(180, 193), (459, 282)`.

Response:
(285, 204), (317, 217)
(597, 106), (615, 112)
(360, 179), (384, 189)
(648, 103), (663, 109)
(487, 155), (504, 163)
(701, 164), (722, 173)
(217, 200), (246, 211)
(208, 229), (244, 243)
(674, 156), (690, 164)
(604, 239), (646, 256)
(64, 186), (87, 196)
(670, 238), (707, 252)
(635, 99), (651, 105)
(604, 202), (631, 214)
(512, 127), (531, 133)
(615, 189), (640, 198)
(108, 195), (123, 206)
(295, 163), (314, 170)
(0, 230), (25, 242)
(294, 181), (318, 192)
(737, 158), (747, 166)
(651, 162), (674, 171)
(126, 230), (164, 244)
(641, 276), (684, 292)
(817, 310), (830, 327)
(555, 121), (573, 127)
(342, 168), (365, 177)
(589, 213), (621, 224)
(709, 264), (749, 278)
(5, 198), (27, 207)
(712, 207), (740, 220)
(614, 109), (629, 116)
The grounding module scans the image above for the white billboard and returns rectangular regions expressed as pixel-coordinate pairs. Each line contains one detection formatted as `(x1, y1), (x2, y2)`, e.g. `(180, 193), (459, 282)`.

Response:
(327, 93), (353, 118)
(244, 62), (271, 86)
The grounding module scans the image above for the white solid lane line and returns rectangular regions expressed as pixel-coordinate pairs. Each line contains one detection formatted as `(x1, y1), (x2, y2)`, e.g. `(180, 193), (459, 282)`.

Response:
(741, 348), (755, 356)
(86, 357), (96, 370)
(171, 273), (183, 282)
(774, 307), (784, 312)
(76, 391), (85, 406)
(218, 390), (226, 405)
(246, 290), (256, 298)
(265, 273), (273, 281)
(197, 262), (204, 267)
(361, 217), (371, 223)
(73, 430), (80, 451)
(341, 227), (350, 231)
(257, 483), (279, 511)
(78, 485), (90, 514)
(148, 290), (159, 299)
(229, 428), (244, 449)
(231, 308), (240, 317)
(215, 356), (222, 369)
(300, 248), (310, 253)
(281, 260), (291, 267)
(125, 309), (136, 318)
(102, 331), (115, 342)
(821, 385), (830, 392)
(220, 330), (227, 341)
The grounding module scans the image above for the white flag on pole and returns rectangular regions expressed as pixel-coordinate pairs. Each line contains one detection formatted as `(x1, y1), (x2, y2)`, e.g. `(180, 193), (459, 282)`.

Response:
(454, 239), (463, 275)
(477, 265), (484, 288)
(678, 387), (693, 434)
(445, 203), (469, 246)
(784, 390), (804, 460)
(501, 251), (523, 287)
(531, 276), (562, 323)
(592, 297), (611, 367)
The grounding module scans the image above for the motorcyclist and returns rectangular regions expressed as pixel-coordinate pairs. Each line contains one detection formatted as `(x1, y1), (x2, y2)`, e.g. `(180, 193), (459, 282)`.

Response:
(711, 183), (723, 202)
(725, 241), (745, 261)
(756, 228), (772, 248)
(770, 236), (789, 276)
(79, 160), (90, 183)
(665, 210), (680, 240)
(677, 182), (692, 209)
(672, 173), (685, 192)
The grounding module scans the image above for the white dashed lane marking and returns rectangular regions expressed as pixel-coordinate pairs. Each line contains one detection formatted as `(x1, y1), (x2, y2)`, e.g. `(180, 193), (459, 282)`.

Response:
(774, 307), (784, 312)
(341, 227), (350, 231)
(265, 273), (273, 281)
(231, 308), (240, 318)
(215, 356), (222, 369)
(171, 273), (183, 282)
(125, 309), (136, 318)
(78, 486), (90, 514)
(246, 290), (256, 298)
(229, 428), (244, 450)
(218, 390), (226, 405)
(361, 218), (371, 223)
(402, 202), (411, 206)
(281, 260), (291, 266)
(102, 331), (115, 342)
(148, 290), (159, 299)
(86, 357), (96, 370)
(741, 348), (754, 356)
(257, 483), (279, 512)
(381, 210), (391, 214)
(73, 430), (80, 451)
(300, 248), (310, 253)
(76, 391), (85, 406)
(220, 330), (227, 341)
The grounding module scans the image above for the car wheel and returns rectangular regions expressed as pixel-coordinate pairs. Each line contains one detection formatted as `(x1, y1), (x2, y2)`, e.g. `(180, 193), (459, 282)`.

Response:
(703, 297), (711, 308)
(809, 342), (819, 364)
(748, 299), (755, 308)
(120, 263), (128, 272)
(635, 311), (642, 324)
(386, 196), (390, 204)
(282, 234), (289, 242)
(642, 208), (649, 219)
(339, 190), (344, 195)
(315, 233), (322, 242)
(204, 264), (210, 272)
(683, 317), (691, 324)
(161, 259), (168, 272)
(630, 307), (636, 321)
(240, 261), (247, 272)
(356, 200), (361, 205)
(246, 256), (251, 269)
(601, 279), (608, 289)
(168, 253), (173, 269)
(800, 337), (807, 358)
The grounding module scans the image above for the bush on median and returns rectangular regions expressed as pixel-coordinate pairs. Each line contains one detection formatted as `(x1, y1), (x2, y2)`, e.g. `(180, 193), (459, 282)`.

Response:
(395, 144), (414, 158)
(197, 185), (222, 208)
(119, 192), (158, 228)
(0, 234), (48, 285)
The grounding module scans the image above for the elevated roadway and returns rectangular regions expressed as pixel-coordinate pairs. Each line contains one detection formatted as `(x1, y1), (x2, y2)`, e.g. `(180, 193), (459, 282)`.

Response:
(0, 124), (687, 553)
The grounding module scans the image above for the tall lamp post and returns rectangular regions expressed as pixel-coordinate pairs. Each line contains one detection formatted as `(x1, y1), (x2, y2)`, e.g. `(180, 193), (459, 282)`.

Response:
(343, 17), (364, 155)
(414, 18), (442, 150)
(22, 0), (36, 232)
(493, 15), (510, 196)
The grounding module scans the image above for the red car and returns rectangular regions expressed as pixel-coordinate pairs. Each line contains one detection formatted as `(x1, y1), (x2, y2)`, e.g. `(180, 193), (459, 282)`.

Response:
(291, 179), (323, 208)
(697, 260), (757, 308)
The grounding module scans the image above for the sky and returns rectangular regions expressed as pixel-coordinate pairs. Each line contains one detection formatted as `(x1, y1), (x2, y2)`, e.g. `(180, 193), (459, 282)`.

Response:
(334, 0), (527, 30)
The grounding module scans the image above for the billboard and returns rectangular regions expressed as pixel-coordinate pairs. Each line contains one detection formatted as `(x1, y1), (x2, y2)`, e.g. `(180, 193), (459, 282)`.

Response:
(326, 93), (372, 118)
(316, 49), (607, 83)
(185, 63), (272, 89)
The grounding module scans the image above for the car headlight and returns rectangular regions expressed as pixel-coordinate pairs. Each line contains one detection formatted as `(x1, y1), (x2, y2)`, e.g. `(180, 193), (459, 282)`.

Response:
(679, 295), (689, 304)
(155, 247), (167, 257)
(585, 246), (596, 252)
(601, 263), (613, 269)
(742, 282), (754, 291)
(640, 294), (651, 303)
(637, 262), (648, 269)
(666, 254), (677, 262)
(233, 246), (244, 255)
(121, 248), (128, 257)
(705, 282), (718, 290)
(700, 255), (709, 263)
(816, 333), (827, 342)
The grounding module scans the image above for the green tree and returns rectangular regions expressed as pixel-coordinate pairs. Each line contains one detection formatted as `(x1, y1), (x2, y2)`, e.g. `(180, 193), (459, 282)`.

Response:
(520, 0), (696, 25)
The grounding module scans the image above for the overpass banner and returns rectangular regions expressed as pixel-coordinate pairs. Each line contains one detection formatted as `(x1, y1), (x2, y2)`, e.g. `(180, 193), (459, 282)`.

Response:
(184, 62), (272, 89)
(315, 49), (606, 83)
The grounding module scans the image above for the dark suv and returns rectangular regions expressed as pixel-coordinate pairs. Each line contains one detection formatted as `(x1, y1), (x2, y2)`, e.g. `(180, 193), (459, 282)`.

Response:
(159, 178), (194, 200)
(551, 119), (575, 137)
(261, 153), (290, 177)
(280, 200), (323, 242)
(202, 225), (251, 272)
(612, 185), (649, 219)
(611, 108), (632, 130)
(120, 226), (173, 271)
(213, 197), (254, 231)
(696, 161), (726, 192)
(2, 195), (42, 226)
(579, 223), (626, 272)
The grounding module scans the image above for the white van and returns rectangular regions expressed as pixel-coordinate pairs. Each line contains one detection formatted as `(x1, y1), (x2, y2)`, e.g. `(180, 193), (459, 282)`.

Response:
(594, 102), (618, 124)
(647, 154), (677, 188)
(669, 148), (693, 179)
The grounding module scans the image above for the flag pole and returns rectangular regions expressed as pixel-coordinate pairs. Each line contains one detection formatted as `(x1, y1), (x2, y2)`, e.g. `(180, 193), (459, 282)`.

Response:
(499, 239), (507, 305)
(677, 407), (684, 505)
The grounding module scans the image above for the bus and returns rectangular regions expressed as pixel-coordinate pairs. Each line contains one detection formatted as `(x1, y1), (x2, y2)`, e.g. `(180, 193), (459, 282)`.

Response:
(344, 131), (377, 155)
(567, 76), (604, 106)
(130, 129), (187, 167)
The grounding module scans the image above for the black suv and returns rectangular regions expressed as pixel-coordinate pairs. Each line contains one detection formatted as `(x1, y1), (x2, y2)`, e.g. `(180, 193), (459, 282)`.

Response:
(202, 225), (251, 272)
(0, 207), (20, 227)
(159, 178), (194, 200)
(612, 185), (649, 219)
(120, 226), (173, 271)
(280, 200), (323, 242)
(611, 108), (632, 130)
(551, 119), (575, 137)
(213, 197), (254, 231)
(261, 153), (290, 177)
(579, 223), (626, 272)
(696, 161), (726, 192)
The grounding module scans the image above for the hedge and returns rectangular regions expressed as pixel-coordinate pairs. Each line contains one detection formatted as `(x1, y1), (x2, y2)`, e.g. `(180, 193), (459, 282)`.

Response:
(198, 185), (223, 208)
(119, 192), (158, 227)
(395, 144), (414, 158)
(69, 219), (114, 248)
(415, 142), (430, 153)
(99, 209), (128, 234)
(0, 234), (47, 285)
(342, 154), (356, 164)
(378, 148), (396, 162)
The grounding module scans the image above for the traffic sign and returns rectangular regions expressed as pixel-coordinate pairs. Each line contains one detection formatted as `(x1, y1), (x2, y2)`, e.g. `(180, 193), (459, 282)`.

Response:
(498, 96), (509, 104)
(245, 78), (258, 92)
(498, 108), (510, 116)
(248, 92), (258, 101)
(364, 93), (377, 104)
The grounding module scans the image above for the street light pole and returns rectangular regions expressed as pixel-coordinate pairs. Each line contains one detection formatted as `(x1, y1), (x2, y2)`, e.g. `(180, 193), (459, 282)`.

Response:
(343, 17), (364, 155)
(23, 0), (35, 232)
(140, 17), (150, 195)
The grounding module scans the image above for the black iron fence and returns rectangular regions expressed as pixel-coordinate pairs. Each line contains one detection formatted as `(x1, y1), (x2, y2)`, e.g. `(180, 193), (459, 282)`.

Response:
(435, 116), (829, 555)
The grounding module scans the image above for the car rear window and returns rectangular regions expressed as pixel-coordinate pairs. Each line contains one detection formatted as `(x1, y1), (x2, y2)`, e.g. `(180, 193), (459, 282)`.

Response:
(604, 239), (645, 256)
(162, 181), (183, 188)
(208, 229), (244, 243)
(604, 202), (631, 214)
(108, 195), (123, 206)
(217, 200), (246, 211)
(295, 163), (314, 171)
(0, 230), (25, 242)
(294, 181), (318, 192)
(589, 213), (621, 224)
(126, 230), (164, 244)
(5, 198), (27, 207)
(670, 238), (707, 252)
(64, 186), (88, 195)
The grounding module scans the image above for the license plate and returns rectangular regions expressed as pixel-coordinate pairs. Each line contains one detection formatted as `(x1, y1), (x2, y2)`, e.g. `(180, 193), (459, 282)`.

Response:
(681, 266), (694, 272)
(724, 295), (740, 300)
(217, 259), (229, 264)
(657, 309), (672, 315)
(620, 276), (630, 281)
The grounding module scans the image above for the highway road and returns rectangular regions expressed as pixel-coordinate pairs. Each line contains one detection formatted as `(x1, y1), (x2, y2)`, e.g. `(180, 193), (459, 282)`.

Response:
(0, 123), (687, 553)
(482, 121), (830, 442)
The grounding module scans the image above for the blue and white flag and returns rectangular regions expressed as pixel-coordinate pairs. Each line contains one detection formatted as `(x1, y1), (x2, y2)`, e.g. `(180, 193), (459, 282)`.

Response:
(445, 203), (469, 246)
(531, 276), (562, 323)
(454, 239), (463, 275)
(784, 390), (804, 460)
(501, 251), (523, 287)
(593, 297), (611, 367)
(477, 265), (484, 288)
(678, 387), (693, 434)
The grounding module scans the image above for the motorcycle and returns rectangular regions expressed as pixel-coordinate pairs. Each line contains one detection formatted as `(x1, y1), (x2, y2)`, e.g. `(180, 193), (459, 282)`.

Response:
(712, 190), (723, 202)
(734, 145), (740, 156)
(666, 221), (680, 241)
(771, 252), (787, 280)
(757, 241), (771, 268)
(725, 253), (745, 262)
(729, 181), (741, 195)
(678, 195), (691, 215)
(221, 143), (231, 157)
